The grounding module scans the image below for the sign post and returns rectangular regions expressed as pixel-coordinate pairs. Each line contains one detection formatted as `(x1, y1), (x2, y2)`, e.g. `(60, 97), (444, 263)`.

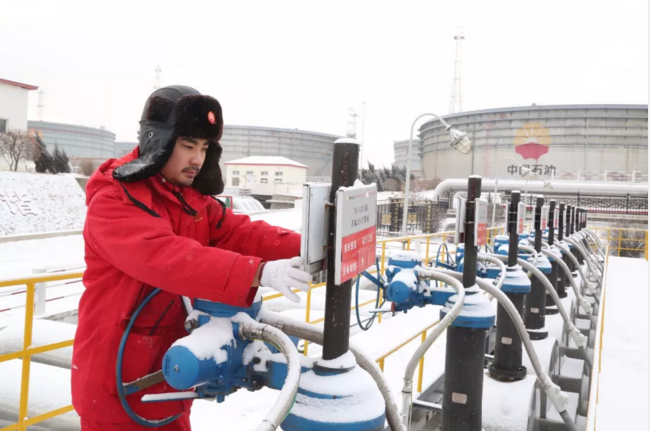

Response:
(322, 139), (361, 362)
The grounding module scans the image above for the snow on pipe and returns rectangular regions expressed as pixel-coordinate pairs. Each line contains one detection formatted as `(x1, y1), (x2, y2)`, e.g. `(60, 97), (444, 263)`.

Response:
(541, 249), (594, 317)
(578, 231), (606, 272)
(435, 266), (578, 431)
(544, 239), (601, 301)
(567, 236), (604, 275)
(429, 178), (648, 202)
(238, 319), (301, 431)
(489, 253), (593, 369)
(258, 310), (407, 431)
(518, 244), (539, 269)
(399, 269), (465, 429)
(569, 234), (604, 273)
(556, 241), (602, 299)
(582, 231), (606, 261)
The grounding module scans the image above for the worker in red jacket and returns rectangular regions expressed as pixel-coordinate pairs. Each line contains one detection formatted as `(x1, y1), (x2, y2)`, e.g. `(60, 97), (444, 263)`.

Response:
(71, 85), (311, 431)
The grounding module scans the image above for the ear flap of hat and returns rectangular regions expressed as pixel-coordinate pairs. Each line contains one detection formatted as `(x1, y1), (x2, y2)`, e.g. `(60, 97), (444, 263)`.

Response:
(193, 142), (224, 195)
(113, 123), (175, 183)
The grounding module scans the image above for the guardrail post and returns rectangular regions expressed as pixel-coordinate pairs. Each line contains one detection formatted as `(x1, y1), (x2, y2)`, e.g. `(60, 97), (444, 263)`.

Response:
(33, 268), (47, 315)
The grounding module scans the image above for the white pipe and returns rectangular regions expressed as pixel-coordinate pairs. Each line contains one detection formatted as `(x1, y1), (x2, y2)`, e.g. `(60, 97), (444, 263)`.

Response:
(399, 269), (465, 428)
(542, 249), (593, 316)
(239, 320), (301, 431)
(259, 311), (407, 431)
(436, 268), (578, 431)
(431, 178), (648, 202)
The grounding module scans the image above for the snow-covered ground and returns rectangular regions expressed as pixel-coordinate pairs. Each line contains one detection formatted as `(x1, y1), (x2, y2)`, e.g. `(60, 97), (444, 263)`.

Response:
(0, 172), (86, 236)
(594, 256), (648, 430)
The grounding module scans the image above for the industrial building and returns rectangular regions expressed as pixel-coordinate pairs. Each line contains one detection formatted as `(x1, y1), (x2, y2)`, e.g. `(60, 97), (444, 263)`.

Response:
(219, 125), (340, 177)
(28, 121), (116, 163)
(0, 78), (38, 133)
(395, 104), (648, 182)
(393, 139), (423, 177)
(224, 156), (307, 196)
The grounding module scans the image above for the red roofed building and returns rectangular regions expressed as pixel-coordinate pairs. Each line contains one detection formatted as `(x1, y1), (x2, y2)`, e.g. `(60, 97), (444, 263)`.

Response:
(0, 78), (39, 133)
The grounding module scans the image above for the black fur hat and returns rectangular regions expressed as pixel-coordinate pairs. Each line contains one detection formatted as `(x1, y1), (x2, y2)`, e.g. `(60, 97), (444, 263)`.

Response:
(113, 85), (225, 195)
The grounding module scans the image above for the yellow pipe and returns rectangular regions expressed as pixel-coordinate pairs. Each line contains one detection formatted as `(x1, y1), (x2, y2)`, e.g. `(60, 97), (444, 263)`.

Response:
(0, 271), (85, 289)
(375, 320), (440, 362)
(0, 405), (76, 431)
(308, 298), (377, 325)
(417, 330), (426, 393)
(425, 237), (431, 264)
(18, 283), (35, 431)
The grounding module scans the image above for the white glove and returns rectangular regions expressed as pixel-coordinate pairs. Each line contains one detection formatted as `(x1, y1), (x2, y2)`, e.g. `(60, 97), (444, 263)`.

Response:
(260, 256), (312, 303)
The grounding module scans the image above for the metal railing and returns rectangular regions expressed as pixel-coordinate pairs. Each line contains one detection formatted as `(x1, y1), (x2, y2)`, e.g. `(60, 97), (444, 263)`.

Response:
(589, 227), (648, 259)
(0, 270), (83, 431)
(7, 225), (646, 429)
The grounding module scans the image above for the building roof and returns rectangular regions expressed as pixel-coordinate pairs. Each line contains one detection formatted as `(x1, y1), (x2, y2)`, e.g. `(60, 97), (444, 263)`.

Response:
(225, 156), (309, 169)
(0, 78), (38, 91)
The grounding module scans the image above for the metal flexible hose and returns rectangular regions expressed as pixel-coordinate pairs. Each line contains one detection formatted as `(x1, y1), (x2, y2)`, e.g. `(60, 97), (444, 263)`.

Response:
(239, 320), (301, 431)
(258, 312), (407, 431)
(541, 249), (594, 315)
(436, 266), (579, 431)
(489, 254), (593, 370)
(399, 269), (465, 428)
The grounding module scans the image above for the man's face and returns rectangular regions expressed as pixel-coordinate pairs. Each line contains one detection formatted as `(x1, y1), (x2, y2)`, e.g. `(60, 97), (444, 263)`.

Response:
(160, 136), (210, 187)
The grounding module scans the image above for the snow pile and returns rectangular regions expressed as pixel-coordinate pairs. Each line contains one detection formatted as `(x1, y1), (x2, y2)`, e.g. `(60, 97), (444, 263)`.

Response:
(596, 257), (648, 430)
(0, 359), (80, 430)
(0, 235), (84, 279)
(171, 317), (235, 363)
(0, 172), (86, 236)
(0, 320), (76, 368)
(482, 373), (537, 431)
(292, 365), (385, 423)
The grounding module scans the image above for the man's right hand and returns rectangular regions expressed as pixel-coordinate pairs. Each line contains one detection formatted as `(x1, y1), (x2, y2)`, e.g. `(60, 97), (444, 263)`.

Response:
(259, 257), (311, 303)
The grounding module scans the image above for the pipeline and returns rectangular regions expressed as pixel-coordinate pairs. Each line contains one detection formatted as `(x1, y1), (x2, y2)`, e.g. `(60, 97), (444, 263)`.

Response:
(554, 241), (601, 302)
(399, 269), (466, 429)
(490, 254), (593, 370)
(239, 319), (302, 431)
(259, 311), (407, 431)
(566, 237), (603, 279)
(437, 265), (578, 431)
(542, 249), (593, 317)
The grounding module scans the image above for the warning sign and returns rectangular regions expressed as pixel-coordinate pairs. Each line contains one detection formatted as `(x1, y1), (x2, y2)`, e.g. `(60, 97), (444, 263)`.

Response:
(475, 199), (488, 246)
(335, 184), (378, 284)
(517, 202), (526, 234)
(554, 209), (559, 229)
(541, 206), (548, 230)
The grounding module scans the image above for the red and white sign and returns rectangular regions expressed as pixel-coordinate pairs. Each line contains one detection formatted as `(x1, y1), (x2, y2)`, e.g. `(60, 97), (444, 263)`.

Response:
(475, 199), (488, 246)
(335, 184), (378, 284)
(554, 209), (559, 229)
(541, 205), (549, 231)
(517, 202), (526, 234)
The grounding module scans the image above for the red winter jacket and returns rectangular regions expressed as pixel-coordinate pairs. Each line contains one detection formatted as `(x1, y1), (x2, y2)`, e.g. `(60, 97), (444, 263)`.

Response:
(71, 149), (300, 427)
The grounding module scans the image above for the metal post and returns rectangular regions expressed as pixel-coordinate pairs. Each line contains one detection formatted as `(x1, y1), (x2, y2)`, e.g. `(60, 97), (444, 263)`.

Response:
(442, 176), (494, 431)
(489, 190), (528, 380)
(557, 203), (568, 295)
(322, 140), (359, 361)
(524, 197), (548, 339)
(507, 192), (520, 268)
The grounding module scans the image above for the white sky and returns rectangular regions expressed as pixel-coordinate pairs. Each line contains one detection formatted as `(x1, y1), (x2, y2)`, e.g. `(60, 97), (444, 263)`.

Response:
(1, 0), (647, 166)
